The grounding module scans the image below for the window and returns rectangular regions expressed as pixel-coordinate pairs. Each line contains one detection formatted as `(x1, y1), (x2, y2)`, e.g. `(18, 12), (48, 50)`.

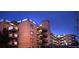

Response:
(9, 33), (18, 38)
(9, 33), (13, 37)
(13, 40), (18, 45)
(14, 26), (18, 30)
(8, 26), (13, 30)
(31, 31), (34, 35)
(39, 30), (42, 33)
(14, 33), (18, 38)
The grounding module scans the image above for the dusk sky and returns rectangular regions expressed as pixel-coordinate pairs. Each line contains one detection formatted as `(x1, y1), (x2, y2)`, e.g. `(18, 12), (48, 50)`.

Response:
(0, 11), (78, 36)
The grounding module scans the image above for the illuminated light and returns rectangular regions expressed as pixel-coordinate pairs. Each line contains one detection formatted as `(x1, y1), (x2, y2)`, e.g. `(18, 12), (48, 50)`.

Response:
(13, 40), (18, 45)
(61, 43), (64, 46)
(57, 35), (63, 37)
(40, 24), (42, 26)
(8, 26), (13, 30)
(61, 41), (64, 43)
(14, 41), (18, 45)
(39, 30), (42, 33)
(64, 40), (67, 45)
(9, 34), (13, 37)
(57, 35), (61, 37)
(65, 42), (68, 46)
(22, 18), (28, 22)
(10, 23), (14, 25)
(69, 43), (71, 45)
(14, 34), (18, 38)
(31, 32), (34, 35)
(39, 35), (43, 37)
(15, 27), (18, 30)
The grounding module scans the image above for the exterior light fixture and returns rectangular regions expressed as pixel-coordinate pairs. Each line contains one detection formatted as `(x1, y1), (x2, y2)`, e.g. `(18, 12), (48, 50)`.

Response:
(14, 26), (18, 30)
(8, 26), (14, 30)
(14, 33), (18, 38)
(39, 30), (42, 33)
(10, 23), (14, 25)
(31, 32), (34, 35)
(9, 33), (18, 38)
(14, 41), (18, 45)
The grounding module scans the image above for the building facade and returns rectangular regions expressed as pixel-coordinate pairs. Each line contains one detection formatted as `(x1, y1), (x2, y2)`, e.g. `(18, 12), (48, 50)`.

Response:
(0, 21), (10, 47)
(0, 18), (52, 48)
(18, 19), (37, 48)
(37, 20), (52, 48)
(0, 20), (18, 47)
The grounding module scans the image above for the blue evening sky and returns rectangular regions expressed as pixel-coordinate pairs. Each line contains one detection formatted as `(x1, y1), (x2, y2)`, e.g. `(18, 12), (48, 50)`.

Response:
(0, 11), (78, 36)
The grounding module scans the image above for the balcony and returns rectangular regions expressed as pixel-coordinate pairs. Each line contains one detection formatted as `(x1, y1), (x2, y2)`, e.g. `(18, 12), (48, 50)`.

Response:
(8, 26), (18, 32)
(8, 33), (18, 38)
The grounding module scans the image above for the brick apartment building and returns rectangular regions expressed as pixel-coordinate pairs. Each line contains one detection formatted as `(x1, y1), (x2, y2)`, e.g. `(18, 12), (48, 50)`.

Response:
(18, 19), (37, 48)
(42, 20), (51, 43)
(0, 18), (51, 48)
(0, 19), (18, 47)
(37, 20), (52, 48)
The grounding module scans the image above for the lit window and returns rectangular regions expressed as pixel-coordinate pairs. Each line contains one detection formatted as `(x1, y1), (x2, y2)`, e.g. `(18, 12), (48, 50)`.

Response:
(8, 26), (13, 30)
(61, 41), (64, 43)
(15, 26), (18, 30)
(31, 32), (34, 35)
(39, 35), (43, 37)
(39, 30), (42, 33)
(9, 33), (13, 37)
(65, 42), (68, 46)
(14, 34), (18, 38)
(14, 41), (18, 45)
